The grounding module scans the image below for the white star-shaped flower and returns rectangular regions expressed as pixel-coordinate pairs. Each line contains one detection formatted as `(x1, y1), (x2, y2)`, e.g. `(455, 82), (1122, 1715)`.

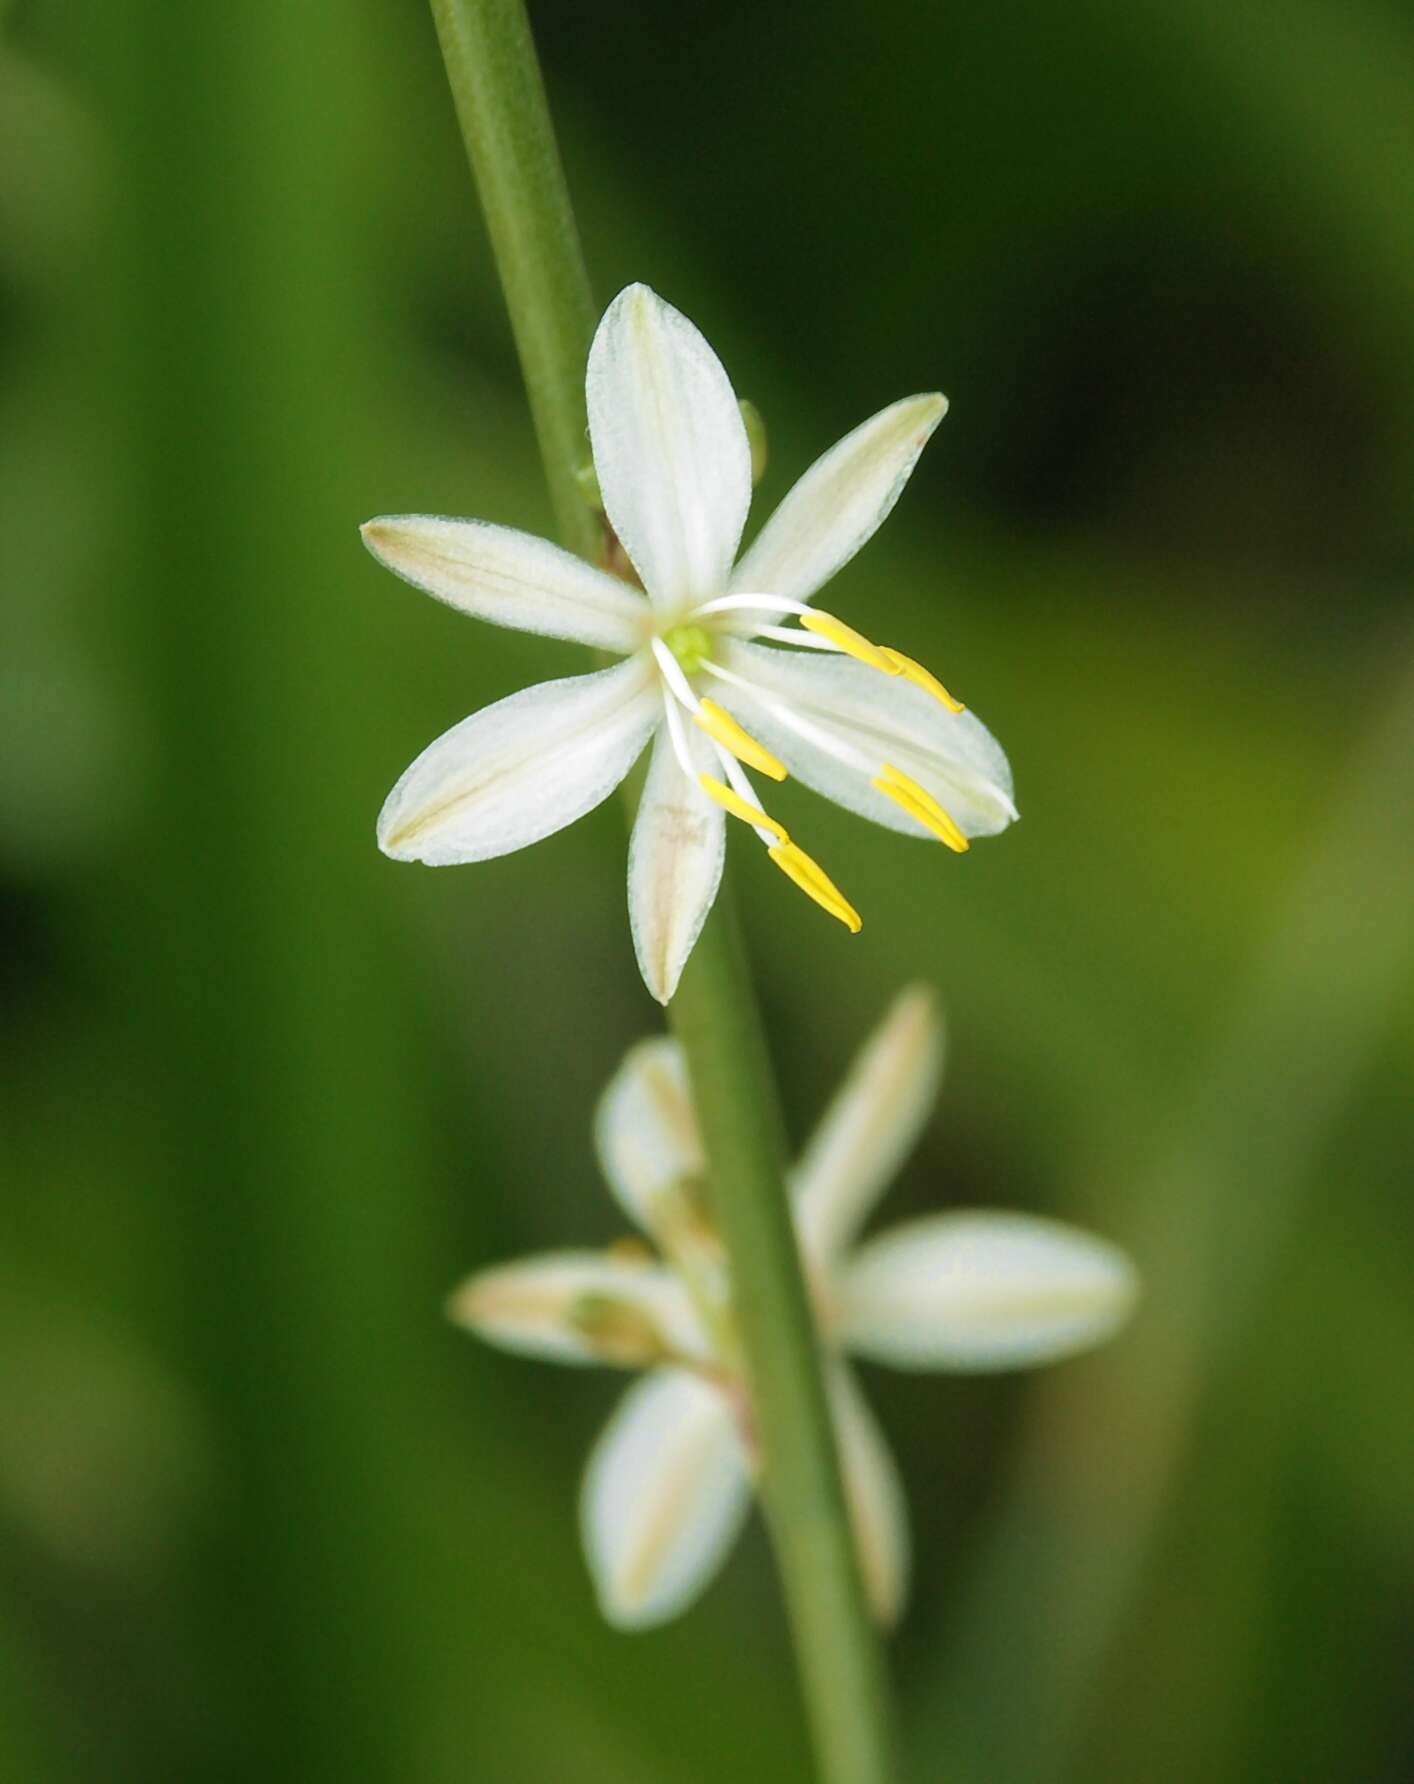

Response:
(365, 284), (1016, 1003)
(449, 988), (1138, 1629)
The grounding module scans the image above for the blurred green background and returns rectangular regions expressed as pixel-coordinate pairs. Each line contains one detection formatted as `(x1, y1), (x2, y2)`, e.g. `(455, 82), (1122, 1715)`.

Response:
(2, 1), (1411, 1779)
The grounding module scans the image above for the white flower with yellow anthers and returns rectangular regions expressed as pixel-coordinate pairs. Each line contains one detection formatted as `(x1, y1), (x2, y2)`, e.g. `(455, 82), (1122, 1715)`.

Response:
(449, 988), (1137, 1629)
(365, 284), (1016, 1003)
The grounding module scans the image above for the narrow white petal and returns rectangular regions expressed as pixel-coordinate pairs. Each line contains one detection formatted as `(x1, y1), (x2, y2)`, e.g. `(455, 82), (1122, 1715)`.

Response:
(361, 515), (650, 653)
(594, 1036), (704, 1233)
(628, 722), (725, 1005)
(829, 1363), (911, 1626)
(794, 986), (945, 1262)
(581, 1368), (751, 1629)
(728, 394), (946, 621)
(377, 656), (657, 865)
(448, 1251), (707, 1367)
(718, 642), (1016, 839)
(587, 284), (752, 609)
(838, 1213), (1140, 1372)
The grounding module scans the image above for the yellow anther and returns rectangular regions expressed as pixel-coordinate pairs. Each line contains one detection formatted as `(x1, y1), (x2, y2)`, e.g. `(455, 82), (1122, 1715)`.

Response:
(878, 646), (966, 712)
(693, 699), (787, 781)
(873, 763), (969, 853)
(568, 1293), (669, 1367)
(800, 611), (897, 673)
(607, 1237), (656, 1268)
(767, 841), (862, 933)
(697, 774), (789, 844)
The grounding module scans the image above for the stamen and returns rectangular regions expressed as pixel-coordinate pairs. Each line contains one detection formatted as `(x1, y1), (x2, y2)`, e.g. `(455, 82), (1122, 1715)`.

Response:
(697, 659), (875, 773)
(650, 636), (700, 710)
(698, 774), (788, 843)
(873, 763), (969, 852)
(767, 841), (862, 933)
(755, 624), (841, 652)
(693, 698), (787, 781)
(660, 692), (697, 777)
(690, 593), (807, 620)
(691, 594), (966, 713)
(697, 657), (966, 863)
(567, 1293), (669, 1367)
(800, 611), (898, 673)
(607, 1237), (656, 1267)
(707, 746), (783, 846)
(878, 646), (966, 713)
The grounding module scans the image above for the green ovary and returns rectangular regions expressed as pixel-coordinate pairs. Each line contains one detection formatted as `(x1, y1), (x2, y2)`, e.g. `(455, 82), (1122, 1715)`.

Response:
(663, 623), (713, 675)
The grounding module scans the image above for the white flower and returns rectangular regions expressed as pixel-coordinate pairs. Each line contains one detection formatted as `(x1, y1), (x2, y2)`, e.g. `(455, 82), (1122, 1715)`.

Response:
(448, 988), (1138, 1630)
(365, 284), (1016, 1003)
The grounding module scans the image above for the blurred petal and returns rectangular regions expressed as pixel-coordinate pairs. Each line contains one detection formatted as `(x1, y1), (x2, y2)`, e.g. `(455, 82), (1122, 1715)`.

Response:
(377, 657), (656, 864)
(718, 641), (1016, 839)
(595, 1036), (704, 1233)
(628, 720), (725, 1005)
(587, 284), (752, 609)
(447, 1251), (707, 1367)
(829, 1362), (911, 1626)
(794, 986), (945, 1261)
(581, 1368), (750, 1628)
(360, 515), (650, 653)
(729, 394), (946, 620)
(839, 1213), (1139, 1372)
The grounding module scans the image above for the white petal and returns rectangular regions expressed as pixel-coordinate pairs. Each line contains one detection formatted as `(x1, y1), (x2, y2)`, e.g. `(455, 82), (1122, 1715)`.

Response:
(361, 515), (650, 653)
(794, 986), (945, 1262)
(586, 284), (752, 610)
(828, 1362), (911, 1626)
(377, 656), (657, 865)
(581, 1368), (751, 1628)
(628, 720), (725, 1005)
(718, 641), (1017, 839)
(838, 1213), (1139, 1372)
(594, 1036), (704, 1233)
(728, 394), (946, 622)
(448, 1251), (707, 1367)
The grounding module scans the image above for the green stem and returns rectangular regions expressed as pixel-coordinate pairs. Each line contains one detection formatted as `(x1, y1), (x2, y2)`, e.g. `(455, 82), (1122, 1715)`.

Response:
(669, 896), (900, 1784)
(427, 0), (600, 563)
(426, 4), (898, 1779)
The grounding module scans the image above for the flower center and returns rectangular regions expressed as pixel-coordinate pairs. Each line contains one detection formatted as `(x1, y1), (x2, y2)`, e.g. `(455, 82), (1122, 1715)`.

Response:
(653, 600), (979, 934)
(662, 622), (713, 676)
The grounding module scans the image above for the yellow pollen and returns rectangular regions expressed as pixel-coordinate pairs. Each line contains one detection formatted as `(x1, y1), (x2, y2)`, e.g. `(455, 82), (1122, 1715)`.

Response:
(873, 763), (969, 852)
(697, 774), (789, 843)
(800, 610), (897, 673)
(767, 841), (863, 933)
(878, 646), (966, 713)
(693, 699), (787, 781)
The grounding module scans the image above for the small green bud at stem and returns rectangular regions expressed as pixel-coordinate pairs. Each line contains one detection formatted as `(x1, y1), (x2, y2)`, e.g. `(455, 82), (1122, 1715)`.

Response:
(739, 398), (768, 485)
(573, 457), (602, 508)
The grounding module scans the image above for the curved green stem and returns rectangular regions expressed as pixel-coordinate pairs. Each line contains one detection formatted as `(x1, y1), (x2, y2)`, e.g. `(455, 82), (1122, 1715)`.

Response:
(425, 3), (898, 1779)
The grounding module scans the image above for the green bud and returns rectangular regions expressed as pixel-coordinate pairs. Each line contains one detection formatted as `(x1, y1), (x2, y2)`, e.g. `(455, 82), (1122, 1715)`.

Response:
(738, 399), (768, 485)
(573, 457), (602, 508)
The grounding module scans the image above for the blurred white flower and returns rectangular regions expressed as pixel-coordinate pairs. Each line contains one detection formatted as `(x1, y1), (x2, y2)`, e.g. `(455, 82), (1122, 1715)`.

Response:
(365, 284), (1016, 1003)
(449, 988), (1137, 1630)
